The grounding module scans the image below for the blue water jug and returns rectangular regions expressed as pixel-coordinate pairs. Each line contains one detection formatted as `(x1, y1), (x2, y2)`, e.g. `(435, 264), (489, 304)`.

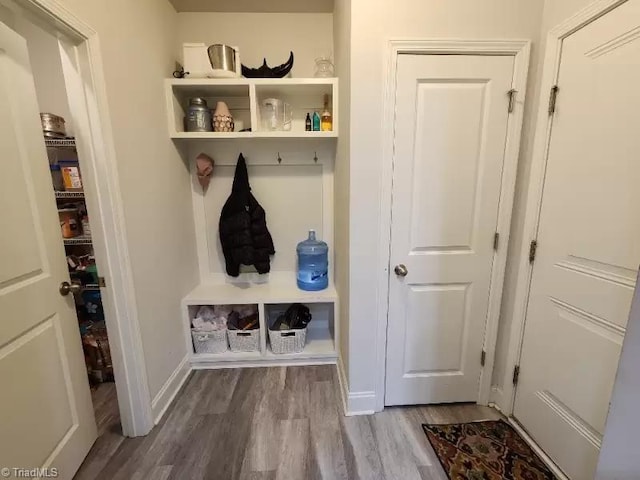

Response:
(296, 230), (328, 291)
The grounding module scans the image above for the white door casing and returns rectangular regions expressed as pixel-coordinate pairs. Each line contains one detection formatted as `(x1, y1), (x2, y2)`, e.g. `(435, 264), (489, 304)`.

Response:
(513, 1), (640, 478)
(0, 21), (96, 479)
(385, 53), (515, 405)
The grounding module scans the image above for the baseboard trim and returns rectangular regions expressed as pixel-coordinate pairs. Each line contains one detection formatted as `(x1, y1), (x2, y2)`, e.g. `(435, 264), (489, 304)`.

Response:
(508, 417), (569, 480)
(489, 385), (507, 412)
(336, 358), (376, 416)
(151, 355), (191, 424)
(336, 357), (350, 416)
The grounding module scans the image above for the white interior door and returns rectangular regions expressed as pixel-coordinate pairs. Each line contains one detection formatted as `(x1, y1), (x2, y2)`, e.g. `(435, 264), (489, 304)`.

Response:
(0, 21), (96, 479)
(385, 53), (514, 405)
(514, 1), (640, 478)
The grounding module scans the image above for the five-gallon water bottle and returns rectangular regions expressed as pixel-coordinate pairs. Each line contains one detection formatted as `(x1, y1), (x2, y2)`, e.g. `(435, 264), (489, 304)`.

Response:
(296, 230), (328, 291)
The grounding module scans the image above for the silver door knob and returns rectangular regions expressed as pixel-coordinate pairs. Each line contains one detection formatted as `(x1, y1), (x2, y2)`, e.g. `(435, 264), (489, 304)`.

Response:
(59, 281), (82, 296)
(394, 264), (408, 277)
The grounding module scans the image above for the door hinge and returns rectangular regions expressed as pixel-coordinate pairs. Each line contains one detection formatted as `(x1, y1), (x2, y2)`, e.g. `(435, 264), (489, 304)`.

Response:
(493, 232), (500, 251)
(528, 240), (538, 263)
(512, 365), (521, 385)
(548, 85), (559, 115)
(507, 89), (517, 113)
(97, 276), (106, 288)
(481, 350), (487, 367)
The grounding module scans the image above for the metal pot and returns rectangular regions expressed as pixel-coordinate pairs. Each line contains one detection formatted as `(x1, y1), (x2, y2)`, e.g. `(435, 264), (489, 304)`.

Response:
(40, 113), (66, 137)
(207, 44), (241, 78)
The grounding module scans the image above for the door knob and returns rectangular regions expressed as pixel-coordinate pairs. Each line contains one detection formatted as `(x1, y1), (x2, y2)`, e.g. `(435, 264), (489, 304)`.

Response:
(59, 281), (82, 296)
(394, 264), (408, 277)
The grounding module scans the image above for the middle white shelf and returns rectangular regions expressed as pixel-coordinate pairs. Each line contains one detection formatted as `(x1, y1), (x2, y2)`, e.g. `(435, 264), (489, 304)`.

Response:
(165, 77), (338, 140)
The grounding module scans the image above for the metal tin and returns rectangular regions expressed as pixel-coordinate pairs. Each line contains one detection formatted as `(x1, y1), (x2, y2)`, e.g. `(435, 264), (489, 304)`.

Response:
(40, 113), (66, 137)
(207, 44), (237, 74)
(186, 98), (213, 132)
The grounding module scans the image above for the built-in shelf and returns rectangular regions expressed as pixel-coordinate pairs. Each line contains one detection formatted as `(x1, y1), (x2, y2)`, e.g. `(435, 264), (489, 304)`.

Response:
(183, 278), (337, 305)
(183, 278), (338, 368)
(166, 77), (338, 140)
(171, 130), (337, 139)
(63, 236), (92, 246)
(55, 191), (84, 199)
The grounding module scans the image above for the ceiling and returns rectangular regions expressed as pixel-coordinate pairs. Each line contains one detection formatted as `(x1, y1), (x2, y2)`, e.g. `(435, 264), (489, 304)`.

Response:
(169, 0), (334, 13)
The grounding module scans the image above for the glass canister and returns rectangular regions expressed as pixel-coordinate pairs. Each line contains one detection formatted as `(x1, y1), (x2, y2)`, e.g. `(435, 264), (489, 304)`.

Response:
(186, 97), (213, 132)
(314, 57), (335, 78)
(296, 230), (329, 291)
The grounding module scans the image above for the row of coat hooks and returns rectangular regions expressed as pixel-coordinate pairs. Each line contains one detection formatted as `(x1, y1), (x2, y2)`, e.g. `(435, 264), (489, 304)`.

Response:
(277, 151), (319, 164)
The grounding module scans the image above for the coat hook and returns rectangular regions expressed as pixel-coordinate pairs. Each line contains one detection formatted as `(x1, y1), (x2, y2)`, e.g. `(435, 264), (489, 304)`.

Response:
(313, 151), (318, 163)
(277, 152), (282, 164)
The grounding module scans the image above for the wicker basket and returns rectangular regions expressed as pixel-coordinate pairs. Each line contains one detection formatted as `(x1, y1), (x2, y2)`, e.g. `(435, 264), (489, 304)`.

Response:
(191, 328), (228, 354)
(227, 329), (260, 352)
(268, 327), (307, 354)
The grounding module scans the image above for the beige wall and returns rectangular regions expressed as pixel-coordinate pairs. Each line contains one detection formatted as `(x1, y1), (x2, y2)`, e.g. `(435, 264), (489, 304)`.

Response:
(176, 12), (333, 77)
(333, 0), (351, 381)
(491, 0), (598, 396)
(47, 0), (199, 400)
(346, 0), (544, 397)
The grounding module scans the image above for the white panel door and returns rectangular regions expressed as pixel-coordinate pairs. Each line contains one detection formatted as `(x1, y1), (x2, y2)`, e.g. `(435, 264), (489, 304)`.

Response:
(514, 1), (640, 478)
(0, 22), (96, 479)
(385, 54), (514, 405)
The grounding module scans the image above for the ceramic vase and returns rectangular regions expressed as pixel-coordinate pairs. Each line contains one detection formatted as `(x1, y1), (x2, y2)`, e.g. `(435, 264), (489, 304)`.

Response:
(213, 101), (234, 132)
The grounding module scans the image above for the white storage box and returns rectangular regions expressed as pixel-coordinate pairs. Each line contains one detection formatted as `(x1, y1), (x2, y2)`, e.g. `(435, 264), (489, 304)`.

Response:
(227, 329), (260, 352)
(191, 328), (227, 354)
(268, 327), (307, 354)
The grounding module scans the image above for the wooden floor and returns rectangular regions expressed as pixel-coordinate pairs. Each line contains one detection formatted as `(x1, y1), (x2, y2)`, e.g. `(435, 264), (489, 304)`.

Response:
(75, 366), (501, 480)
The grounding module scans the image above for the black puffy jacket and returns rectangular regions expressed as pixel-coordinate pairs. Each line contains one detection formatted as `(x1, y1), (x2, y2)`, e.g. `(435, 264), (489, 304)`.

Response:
(219, 154), (275, 276)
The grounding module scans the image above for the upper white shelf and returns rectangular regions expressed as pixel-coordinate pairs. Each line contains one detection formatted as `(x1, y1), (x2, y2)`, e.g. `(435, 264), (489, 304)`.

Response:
(165, 77), (338, 140)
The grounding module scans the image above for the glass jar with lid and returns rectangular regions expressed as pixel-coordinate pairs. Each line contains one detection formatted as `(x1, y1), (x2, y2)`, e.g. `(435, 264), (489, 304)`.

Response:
(186, 97), (213, 132)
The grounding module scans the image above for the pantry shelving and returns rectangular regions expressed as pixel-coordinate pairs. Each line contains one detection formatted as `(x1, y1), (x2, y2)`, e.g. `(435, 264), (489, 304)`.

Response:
(63, 235), (93, 246)
(165, 77), (338, 139)
(55, 191), (85, 199)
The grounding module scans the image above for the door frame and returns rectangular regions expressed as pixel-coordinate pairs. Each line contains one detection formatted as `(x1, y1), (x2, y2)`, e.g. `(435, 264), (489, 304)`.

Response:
(495, 0), (631, 416)
(4, 0), (155, 436)
(375, 39), (531, 411)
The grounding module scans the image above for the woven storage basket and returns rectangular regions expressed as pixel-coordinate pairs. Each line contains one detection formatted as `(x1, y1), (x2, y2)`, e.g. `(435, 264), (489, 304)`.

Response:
(268, 327), (307, 354)
(227, 329), (260, 352)
(191, 328), (228, 354)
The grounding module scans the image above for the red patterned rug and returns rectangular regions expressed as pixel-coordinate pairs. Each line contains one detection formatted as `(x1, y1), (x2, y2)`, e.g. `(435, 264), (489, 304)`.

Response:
(423, 420), (557, 480)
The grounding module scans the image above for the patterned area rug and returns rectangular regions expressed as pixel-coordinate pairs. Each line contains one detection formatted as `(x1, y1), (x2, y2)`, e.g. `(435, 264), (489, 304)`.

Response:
(423, 420), (557, 480)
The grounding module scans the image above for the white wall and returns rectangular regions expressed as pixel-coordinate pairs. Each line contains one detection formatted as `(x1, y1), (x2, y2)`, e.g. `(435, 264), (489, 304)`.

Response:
(176, 12), (333, 78)
(46, 0), (199, 401)
(596, 275), (640, 479)
(345, 0), (544, 402)
(491, 0), (599, 401)
(333, 0), (351, 381)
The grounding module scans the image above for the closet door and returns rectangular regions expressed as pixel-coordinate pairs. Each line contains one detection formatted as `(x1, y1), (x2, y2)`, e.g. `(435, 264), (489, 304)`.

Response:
(0, 21), (97, 479)
(514, 1), (640, 478)
(385, 53), (514, 405)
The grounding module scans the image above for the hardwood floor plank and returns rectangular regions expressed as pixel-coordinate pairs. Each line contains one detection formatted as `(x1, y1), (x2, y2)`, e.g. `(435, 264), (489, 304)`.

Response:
(274, 419), (310, 480)
(340, 415), (386, 480)
(370, 409), (425, 480)
(241, 367), (285, 473)
(308, 380), (349, 480)
(278, 366), (311, 420)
